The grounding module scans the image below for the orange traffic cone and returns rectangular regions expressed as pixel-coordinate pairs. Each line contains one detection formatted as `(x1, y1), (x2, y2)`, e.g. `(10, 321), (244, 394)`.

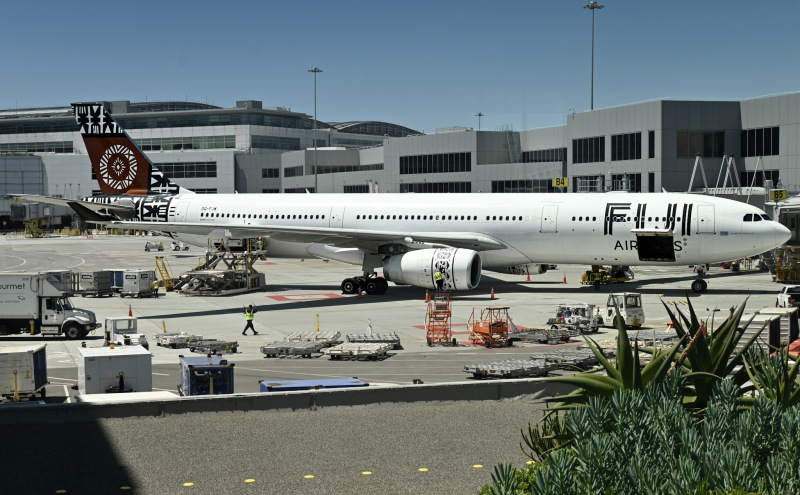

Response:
(358, 289), (362, 299)
(425, 290), (430, 302)
(563, 273), (567, 284)
(128, 304), (132, 317)
(490, 287), (495, 300)
(526, 273), (531, 281)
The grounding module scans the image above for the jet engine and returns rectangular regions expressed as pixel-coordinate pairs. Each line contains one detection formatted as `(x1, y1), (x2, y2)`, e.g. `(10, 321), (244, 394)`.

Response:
(382, 248), (481, 291)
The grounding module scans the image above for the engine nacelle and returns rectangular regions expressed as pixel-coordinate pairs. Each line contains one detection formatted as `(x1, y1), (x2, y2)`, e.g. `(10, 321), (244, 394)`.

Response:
(493, 264), (550, 275)
(382, 248), (481, 291)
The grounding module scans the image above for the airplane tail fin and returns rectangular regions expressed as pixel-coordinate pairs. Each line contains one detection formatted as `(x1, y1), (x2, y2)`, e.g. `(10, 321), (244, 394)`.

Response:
(72, 103), (191, 196)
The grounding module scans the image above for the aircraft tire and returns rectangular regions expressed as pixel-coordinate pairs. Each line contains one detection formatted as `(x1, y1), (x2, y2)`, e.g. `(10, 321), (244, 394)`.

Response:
(365, 280), (379, 295)
(375, 278), (388, 294)
(691, 279), (707, 293)
(341, 278), (358, 294)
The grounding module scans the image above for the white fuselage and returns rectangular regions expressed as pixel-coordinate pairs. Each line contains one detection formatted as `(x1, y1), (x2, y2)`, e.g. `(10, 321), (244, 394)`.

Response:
(151, 191), (789, 268)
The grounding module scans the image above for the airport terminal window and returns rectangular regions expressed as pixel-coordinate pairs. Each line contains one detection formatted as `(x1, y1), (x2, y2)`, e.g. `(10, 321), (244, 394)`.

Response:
(400, 181), (470, 193)
(313, 164), (384, 175)
(157, 162), (217, 178)
(399, 152), (471, 175)
(284, 187), (315, 193)
(262, 168), (280, 178)
(262, 188), (279, 193)
(0, 140), (73, 153)
(252, 135), (301, 151)
(741, 126), (779, 157)
(572, 136), (605, 164)
(611, 132), (641, 161)
(573, 176), (604, 192)
(492, 180), (552, 193)
(139, 135), (234, 151)
(676, 130), (724, 158)
(522, 148), (566, 164)
(648, 131), (655, 159)
(191, 188), (217, 194)
(740, 170), (779, 188)
(284, 166), (304, 178)
(609, 174), (641, 192)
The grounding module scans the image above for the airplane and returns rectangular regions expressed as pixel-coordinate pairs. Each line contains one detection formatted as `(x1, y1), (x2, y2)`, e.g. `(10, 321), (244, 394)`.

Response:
(9, 103), (791, 295)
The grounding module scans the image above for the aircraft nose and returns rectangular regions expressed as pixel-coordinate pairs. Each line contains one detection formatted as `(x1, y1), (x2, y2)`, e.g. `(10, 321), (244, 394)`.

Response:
(776, 222), (792, 245)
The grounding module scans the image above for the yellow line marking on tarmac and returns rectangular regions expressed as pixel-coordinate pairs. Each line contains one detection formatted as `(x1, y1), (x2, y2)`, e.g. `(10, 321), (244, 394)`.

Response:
(244, 479), (255, 483)
(183, 482), (194, 486)
(418, 468), (429, 472)
(304, 475), (315, 479)
(121, 486), (131, 490)
(362, 471), (372, 475)
(473, 465), (484, 468)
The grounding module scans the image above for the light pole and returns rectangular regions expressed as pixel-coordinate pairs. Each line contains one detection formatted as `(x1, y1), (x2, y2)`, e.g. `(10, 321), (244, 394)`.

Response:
(475, 112), (484, 131)
(308, 66), (323, 192)
(583, 1), (604, 111)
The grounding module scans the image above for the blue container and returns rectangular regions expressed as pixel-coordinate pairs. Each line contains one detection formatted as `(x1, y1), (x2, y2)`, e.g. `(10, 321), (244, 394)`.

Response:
(179, 355), (235, 396)
(259, 378), (368, 392)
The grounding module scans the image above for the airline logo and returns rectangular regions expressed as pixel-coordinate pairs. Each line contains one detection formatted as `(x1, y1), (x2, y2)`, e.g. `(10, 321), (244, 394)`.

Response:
(74, 104), (122, 135)
(604, 202), (694, 236)
(98, 144), (138, 191)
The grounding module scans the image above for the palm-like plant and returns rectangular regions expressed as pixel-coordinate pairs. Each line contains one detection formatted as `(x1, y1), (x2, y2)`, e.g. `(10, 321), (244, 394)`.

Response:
(742, 347), (800, 410)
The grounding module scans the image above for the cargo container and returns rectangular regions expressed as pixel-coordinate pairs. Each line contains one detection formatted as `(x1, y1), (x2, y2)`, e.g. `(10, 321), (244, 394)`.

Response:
(77, 270), (114, 297)
(77, 346), (152, 395)
(179, 354), (235, 396)
(0, 344), (47, 401)
(120, 270), (158, 298)
(0, 272), (101, 339)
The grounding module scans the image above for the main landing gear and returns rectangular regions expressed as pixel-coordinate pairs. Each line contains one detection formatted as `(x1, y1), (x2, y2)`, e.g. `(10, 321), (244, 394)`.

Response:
(691, 265), (708, 293)
(341, 273), (388, 295)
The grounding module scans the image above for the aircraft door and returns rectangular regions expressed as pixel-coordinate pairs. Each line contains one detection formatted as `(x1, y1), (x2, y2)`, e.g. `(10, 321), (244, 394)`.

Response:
(329, 204), (345, 228)
(168, 199), (190, 222)
(696, 205), (715, 234)
(541, 205), (558, 233)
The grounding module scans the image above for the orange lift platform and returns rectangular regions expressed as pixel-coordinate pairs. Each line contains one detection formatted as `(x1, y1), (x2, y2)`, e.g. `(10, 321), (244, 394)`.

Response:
(425, 292), (457, 346)
(468, 307), (512, 348)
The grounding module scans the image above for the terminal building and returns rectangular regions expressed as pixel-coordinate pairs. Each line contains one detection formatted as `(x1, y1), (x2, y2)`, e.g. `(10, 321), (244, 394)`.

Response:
(1, 92), (799, 228)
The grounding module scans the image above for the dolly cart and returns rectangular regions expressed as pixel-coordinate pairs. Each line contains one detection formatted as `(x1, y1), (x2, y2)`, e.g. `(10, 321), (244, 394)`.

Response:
(468, 307), (512, 348)
(425, 292), (456, 346)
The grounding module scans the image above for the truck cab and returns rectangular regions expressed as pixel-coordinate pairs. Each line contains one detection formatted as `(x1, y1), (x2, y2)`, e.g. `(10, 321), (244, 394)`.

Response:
(606, 292), (645, 329)
(40, 296), (99, 339)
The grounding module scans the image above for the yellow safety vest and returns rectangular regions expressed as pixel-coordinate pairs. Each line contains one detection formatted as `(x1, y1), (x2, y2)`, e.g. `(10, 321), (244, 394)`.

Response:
(246, 309), (254, 321)
(434, 272), (443, 281)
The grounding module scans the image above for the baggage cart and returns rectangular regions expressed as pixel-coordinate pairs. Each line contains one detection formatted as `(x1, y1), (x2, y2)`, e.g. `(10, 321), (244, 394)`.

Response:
(322, 343), (391, 360)
(509, 327), (579, 344)
(346, 332), (401, 349)
(259, 378), (368, 392)
(468, 307), (511, 348)
(464, 357), (555, 379)
(119, 269), (159, 298)
(285, 330), (341, 344)
(179, 354), (234, 396)
(0, 344), (47, 401)
(155, 332), (204, 349)
(260, 340), (327, 358)
(189, 339), (239, 354)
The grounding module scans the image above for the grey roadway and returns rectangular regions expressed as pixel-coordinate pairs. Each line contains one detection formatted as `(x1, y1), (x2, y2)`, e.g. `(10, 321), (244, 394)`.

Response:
(0, 234), (783, 494)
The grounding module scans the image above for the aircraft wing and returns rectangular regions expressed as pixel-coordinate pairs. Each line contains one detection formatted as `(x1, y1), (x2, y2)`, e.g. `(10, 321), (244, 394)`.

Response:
(103, 220), (507, 251)
(7, 194), (135, 216)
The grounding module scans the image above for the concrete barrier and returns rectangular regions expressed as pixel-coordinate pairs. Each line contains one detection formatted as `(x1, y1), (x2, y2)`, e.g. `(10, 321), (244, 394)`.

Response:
(0, 378), (574, 424)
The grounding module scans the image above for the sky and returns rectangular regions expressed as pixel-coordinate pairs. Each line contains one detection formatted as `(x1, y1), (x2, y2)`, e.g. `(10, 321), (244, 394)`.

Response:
(2, 1), (799, 134)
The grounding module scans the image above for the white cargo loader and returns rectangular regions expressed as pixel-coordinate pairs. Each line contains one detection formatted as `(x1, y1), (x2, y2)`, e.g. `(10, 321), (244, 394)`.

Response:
(104, 317), (149, 350)
(0, 272), (101, 340)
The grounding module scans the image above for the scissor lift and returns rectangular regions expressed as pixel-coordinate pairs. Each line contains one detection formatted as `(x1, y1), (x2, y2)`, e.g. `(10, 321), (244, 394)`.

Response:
(469, 307), (511, 348)
(425, 292), (456, 346)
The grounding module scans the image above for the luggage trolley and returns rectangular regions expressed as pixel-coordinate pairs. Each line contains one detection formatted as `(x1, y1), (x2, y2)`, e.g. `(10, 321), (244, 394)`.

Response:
(425, 292), (456, 346)
(468, 307), (512, 348)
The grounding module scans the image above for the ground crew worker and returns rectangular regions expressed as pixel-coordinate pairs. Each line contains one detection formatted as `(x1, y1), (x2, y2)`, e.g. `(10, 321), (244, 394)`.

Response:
(434, 270), (444, 291)
(242, 303), (258, 335)
(593, 271), (602, 291)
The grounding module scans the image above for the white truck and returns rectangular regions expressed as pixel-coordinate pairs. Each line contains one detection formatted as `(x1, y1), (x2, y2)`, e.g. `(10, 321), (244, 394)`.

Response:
(605, 292), (646, 329)
(0, 272), (101, 340)
(104, 317), (149, 350)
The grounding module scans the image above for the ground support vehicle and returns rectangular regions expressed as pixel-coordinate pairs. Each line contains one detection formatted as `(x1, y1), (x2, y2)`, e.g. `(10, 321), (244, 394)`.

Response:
(144, 241), (163, 252)
(179, 354), (234, 396)
(171, 241), (189, 251)
(425, 292), (456, 346)
(77, 346), (152, 395)
(544, 348), (615, 370)
(464, 357), (555, 379)
(547, 303), (600, 334)
(322, 343), (391, 360)
(119, 269), (159, 298)
(0, 344), (47, 401)
(260, 340), (328, 358)
(0, 272), (100, 340)
(155, 332), (204, 349)
(508, 327), (579, 344)
(629, 329), (682, 348)
(104, 317), (149, 350)
(776, 285), (800, 308)
(605, 292), (645, 328)
(581, 265), (634, 285)
(346, 332), (401, 349)
(259, 378), (368, 392)
(468, 307), (511, 348)
(189, 339), (239, 354)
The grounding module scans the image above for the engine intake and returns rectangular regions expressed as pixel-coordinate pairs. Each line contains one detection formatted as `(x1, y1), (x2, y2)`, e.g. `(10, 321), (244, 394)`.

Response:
(383, 248), (481, 291)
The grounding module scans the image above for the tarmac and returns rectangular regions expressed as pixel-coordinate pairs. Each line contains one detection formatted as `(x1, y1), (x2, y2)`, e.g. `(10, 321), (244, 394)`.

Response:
(0, 233), (785, 494)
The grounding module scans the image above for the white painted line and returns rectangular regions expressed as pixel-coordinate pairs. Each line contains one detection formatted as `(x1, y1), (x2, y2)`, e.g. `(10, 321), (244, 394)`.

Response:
(152, 372), (170, 376)
(64, 386), (71, 403)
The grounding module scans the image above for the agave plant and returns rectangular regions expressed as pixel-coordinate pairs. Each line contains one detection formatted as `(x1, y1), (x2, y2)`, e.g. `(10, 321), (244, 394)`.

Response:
(742, 347), (800, 410)
(663, 295), (766, 410)
(541, 302), (685, 412)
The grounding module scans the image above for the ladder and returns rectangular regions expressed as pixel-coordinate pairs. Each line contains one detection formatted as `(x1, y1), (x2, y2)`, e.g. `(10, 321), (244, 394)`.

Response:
(425, 292), (454, 346)
(155, 256), (175, 292)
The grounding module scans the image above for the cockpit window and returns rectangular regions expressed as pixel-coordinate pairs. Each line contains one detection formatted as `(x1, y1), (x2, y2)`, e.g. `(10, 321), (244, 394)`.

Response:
(744, 214), (753, 221)
(761, 214), (772, 221)
(753, 215), (762, 222)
